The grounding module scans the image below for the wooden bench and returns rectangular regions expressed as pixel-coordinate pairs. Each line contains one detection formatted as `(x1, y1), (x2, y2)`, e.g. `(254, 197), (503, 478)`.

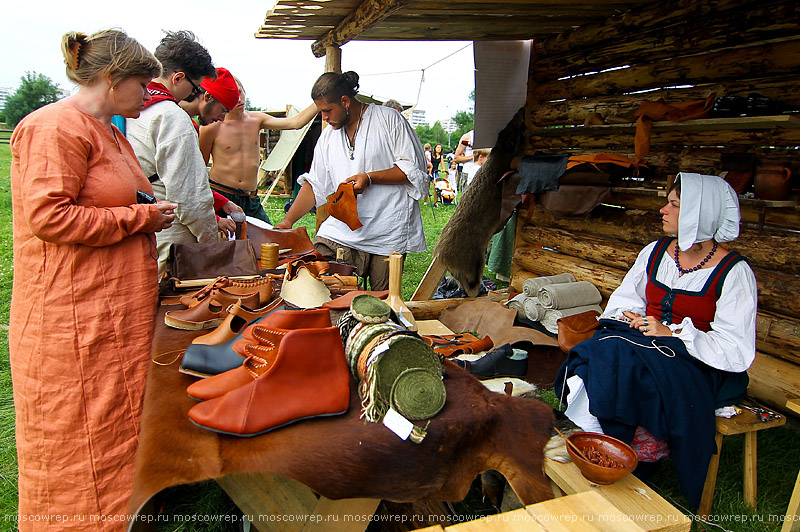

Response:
(417, 491), (647, 531)
(545, 458), (690, 532)
(698, 404), (786, 517)
(781, 399), (800, 532)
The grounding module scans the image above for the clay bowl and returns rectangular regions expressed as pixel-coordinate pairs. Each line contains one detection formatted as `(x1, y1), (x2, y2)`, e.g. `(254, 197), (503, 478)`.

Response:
(566, 431), (638, 485)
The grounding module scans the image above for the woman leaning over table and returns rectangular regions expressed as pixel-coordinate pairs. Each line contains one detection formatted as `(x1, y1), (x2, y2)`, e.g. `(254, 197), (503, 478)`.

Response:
(554, 173), (757, 509)
(9, 30), (175, 529)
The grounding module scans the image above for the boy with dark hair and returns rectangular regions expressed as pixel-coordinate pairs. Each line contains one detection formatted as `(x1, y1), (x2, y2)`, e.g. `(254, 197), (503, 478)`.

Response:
(127, 31), (221, 276)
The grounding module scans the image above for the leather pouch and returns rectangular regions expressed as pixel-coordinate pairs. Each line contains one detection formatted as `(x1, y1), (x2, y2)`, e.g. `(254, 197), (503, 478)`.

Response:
(246, 225), (315, 259)
(167, 240), (259, 282)
(556, 310), (601, 354)
(326, 182), (363, 230)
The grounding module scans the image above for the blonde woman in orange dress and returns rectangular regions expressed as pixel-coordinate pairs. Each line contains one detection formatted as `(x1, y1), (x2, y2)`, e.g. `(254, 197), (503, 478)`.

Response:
(9, 30), (176, 529)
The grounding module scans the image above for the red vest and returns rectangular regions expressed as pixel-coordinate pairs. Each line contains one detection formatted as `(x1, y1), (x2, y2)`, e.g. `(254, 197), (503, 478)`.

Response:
(645, 237), (745, 332)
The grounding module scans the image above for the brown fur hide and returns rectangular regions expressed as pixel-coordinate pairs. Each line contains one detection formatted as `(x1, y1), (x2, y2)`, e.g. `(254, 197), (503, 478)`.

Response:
(129, 308), (554, 524)
(434, 109), (527, 297)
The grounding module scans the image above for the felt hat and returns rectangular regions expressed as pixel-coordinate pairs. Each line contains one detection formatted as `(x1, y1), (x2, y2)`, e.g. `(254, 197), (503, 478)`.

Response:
(201, 67), (239, 111)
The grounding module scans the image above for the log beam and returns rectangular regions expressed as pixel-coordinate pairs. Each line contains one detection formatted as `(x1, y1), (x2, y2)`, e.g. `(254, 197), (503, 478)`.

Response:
(311, 0), (411, 58)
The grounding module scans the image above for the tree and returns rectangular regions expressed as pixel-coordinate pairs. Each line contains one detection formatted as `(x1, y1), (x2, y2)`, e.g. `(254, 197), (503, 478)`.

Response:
(3, 72), (63, 127)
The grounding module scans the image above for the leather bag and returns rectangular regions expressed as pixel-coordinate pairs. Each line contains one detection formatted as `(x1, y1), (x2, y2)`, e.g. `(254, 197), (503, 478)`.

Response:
(245, 225), (314, 260)
(556, 310), (601, 354)
(166, 240), (259, 282)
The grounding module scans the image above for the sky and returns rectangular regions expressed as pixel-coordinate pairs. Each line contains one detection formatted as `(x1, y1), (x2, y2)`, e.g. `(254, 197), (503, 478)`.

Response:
(3, 1), (475, 124)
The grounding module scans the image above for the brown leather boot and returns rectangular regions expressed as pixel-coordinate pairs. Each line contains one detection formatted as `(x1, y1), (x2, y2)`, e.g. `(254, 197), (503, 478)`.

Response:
(184, 309), (334, 393)
(187, 326), (350, 436)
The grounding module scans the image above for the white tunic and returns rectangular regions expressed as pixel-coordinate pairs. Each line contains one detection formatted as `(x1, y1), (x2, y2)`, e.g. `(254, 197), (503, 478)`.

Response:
(126, 101), (218, 274)
(602, 240), (758, 373)
(302, 104), (427, 256)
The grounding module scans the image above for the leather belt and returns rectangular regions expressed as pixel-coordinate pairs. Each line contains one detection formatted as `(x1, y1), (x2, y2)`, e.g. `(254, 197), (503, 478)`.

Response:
(149, 174), (159, 183)
(209, 179), (259, 198)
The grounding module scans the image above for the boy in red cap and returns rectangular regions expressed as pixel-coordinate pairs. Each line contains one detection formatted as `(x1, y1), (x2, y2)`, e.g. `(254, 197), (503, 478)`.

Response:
(181, 67), (239, 126)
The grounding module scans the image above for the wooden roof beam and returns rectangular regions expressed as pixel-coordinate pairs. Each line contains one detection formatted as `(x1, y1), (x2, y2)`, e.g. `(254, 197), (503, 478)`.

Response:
(310, 0), (411, 57)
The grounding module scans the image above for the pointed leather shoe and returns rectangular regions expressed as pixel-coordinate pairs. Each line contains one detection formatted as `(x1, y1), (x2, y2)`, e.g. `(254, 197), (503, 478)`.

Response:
(179, 308), (332, 378)
(188, 326), (350, 437)
(187, 328), (287, 401)
(191, 297), (284, 346)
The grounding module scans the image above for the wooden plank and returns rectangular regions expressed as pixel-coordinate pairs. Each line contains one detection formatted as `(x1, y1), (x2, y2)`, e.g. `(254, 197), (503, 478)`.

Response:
(406, 292), (508, 320)
(217, 473), (319, 532)
(530, 0), (800, 82)
(411, 256), (448, 301)
(748, 352), (800, 413)
(544, 460), (690, 532)
(311, 0), (413, 56)
(447, 507), (547, 531)
(531, 39), (800, 101)
(781, 471), (800, 532)
(526, 491), (647, 532)
(302, 497), (380, 532)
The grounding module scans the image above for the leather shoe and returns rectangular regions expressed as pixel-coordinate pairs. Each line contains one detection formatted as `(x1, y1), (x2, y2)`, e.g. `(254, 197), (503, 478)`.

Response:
(179, 276), (275, 308)
(165, 289), (262, 330)
(179, 308), (331, 378)
(191, 297), (284, 346)
(454, 343), (527, 379)
(188, 326), (350, 436)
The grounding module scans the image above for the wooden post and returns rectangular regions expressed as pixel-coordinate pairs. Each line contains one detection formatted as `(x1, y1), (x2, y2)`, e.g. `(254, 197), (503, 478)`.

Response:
(325, 46), (341, 73)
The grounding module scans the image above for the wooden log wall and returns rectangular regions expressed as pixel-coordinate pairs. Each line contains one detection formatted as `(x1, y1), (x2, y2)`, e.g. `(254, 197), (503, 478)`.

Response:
(519, 0), (800, 412)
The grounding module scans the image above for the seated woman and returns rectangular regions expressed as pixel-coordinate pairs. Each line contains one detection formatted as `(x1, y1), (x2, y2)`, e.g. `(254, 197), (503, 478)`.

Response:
(554, 173), (757, 508)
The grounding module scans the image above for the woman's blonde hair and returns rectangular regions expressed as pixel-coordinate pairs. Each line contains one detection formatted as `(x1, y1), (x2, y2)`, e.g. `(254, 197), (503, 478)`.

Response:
(61, 29), (161, 87)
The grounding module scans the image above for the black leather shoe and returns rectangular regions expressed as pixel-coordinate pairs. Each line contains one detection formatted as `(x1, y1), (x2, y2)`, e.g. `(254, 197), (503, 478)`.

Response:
(459, 343), (528, 379)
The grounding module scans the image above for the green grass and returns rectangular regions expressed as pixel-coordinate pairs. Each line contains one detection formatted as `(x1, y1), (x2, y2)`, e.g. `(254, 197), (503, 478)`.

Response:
(0, 143), (798, 531)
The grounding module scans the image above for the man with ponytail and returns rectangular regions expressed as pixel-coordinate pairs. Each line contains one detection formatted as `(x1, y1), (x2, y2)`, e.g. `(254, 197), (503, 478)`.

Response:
(276, 71), (427, 290)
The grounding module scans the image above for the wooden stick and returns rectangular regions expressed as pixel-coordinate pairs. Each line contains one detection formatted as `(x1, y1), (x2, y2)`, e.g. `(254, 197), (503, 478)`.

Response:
(554, 426), (590, 463)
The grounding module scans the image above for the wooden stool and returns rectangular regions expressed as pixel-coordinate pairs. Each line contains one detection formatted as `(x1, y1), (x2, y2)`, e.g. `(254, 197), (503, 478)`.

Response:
(698, 403), (786, 517)
(781, 399), (800, 532)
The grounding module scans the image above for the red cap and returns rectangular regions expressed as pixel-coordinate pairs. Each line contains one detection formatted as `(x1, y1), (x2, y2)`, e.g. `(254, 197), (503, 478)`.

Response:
(201, 68), (239, 111)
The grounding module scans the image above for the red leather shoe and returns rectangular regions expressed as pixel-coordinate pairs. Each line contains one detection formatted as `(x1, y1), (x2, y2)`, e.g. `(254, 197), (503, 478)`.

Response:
(186, 309), (333, 399)
(188, 326), (350, 436)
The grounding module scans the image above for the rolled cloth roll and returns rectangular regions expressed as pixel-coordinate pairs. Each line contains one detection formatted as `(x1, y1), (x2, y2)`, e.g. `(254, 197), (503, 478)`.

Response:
(538, 280), (601, 309)
(541, 305), (604, 334)
(506, 293), (526, 315)
(523, 297), (546, 321)
(522, 273), (576, 297)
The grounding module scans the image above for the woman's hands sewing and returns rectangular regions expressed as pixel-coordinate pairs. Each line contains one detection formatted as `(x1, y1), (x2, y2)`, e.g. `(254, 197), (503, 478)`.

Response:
(623, 311), (671, 337)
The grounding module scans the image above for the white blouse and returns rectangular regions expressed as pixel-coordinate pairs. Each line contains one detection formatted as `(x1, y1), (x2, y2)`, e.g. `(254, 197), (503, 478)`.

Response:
(602, 240), (758, 373)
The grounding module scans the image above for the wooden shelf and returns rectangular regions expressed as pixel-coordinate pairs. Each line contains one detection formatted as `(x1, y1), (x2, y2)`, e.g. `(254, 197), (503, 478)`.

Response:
(609, 186), (799, 208)
(530, 114), (800, 137)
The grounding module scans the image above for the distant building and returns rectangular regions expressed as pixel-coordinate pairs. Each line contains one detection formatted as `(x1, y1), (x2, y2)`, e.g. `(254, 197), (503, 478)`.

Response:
(408, 109), (427, 128)
(439, 119), (459, 134)
(0, 87), (12, 111)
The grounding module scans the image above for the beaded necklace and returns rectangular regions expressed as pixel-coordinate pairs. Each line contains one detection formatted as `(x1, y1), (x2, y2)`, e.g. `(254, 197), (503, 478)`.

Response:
(673, 240), (718, 276)
(344, 103), (367, 160)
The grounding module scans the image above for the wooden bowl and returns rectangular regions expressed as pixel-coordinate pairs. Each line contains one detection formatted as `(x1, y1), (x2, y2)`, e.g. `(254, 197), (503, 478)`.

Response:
(566, 432), (638, 485)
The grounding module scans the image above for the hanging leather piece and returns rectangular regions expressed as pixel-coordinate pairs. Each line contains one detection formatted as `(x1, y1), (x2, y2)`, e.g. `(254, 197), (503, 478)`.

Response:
(326, 182), (363, 231)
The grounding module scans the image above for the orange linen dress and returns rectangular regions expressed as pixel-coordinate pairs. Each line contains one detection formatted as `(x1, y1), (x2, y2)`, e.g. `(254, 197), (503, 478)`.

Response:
(10, 101), (161, 530)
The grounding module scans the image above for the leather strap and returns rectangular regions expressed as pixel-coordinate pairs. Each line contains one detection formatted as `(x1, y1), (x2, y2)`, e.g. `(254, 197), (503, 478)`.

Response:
(209, 179), (259, 198)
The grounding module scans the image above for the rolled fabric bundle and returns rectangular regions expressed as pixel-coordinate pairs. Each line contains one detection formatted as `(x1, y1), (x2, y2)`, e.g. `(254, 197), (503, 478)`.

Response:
(506, 293), (526, 315)
(523, 273), (576, 296)
(538, 280), (601, 309)
(523, 297), (546, 321)
(541, 304), (604, 334)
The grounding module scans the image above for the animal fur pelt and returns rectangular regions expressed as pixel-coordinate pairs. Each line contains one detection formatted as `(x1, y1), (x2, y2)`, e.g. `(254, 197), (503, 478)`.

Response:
(435, 109), (527, 297)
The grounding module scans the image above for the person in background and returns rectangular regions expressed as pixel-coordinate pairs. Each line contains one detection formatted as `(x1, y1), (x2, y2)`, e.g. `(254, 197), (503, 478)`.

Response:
(199, 75), (318, 223)
(126, 30), (219, 276)
(453, 129), (474, 190)
(464, 148), (490, 189)
(555, 173), (757, 508)
(275, 71), (427, 290)
(9, 29), (175, 529)
(427, 143), (446, 205)
(382, 99), (404, 113)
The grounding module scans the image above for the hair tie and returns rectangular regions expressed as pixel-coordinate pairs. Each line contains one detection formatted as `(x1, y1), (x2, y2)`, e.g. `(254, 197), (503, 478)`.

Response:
(65, 33), (88, 70)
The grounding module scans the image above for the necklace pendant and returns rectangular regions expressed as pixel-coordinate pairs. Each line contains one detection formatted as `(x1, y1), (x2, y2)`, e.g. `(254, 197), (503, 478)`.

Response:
(350, 154), (354, 160)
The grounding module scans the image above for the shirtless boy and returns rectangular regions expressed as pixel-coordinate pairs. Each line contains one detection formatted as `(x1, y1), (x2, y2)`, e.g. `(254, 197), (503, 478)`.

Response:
(199, 77), (318, 223)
